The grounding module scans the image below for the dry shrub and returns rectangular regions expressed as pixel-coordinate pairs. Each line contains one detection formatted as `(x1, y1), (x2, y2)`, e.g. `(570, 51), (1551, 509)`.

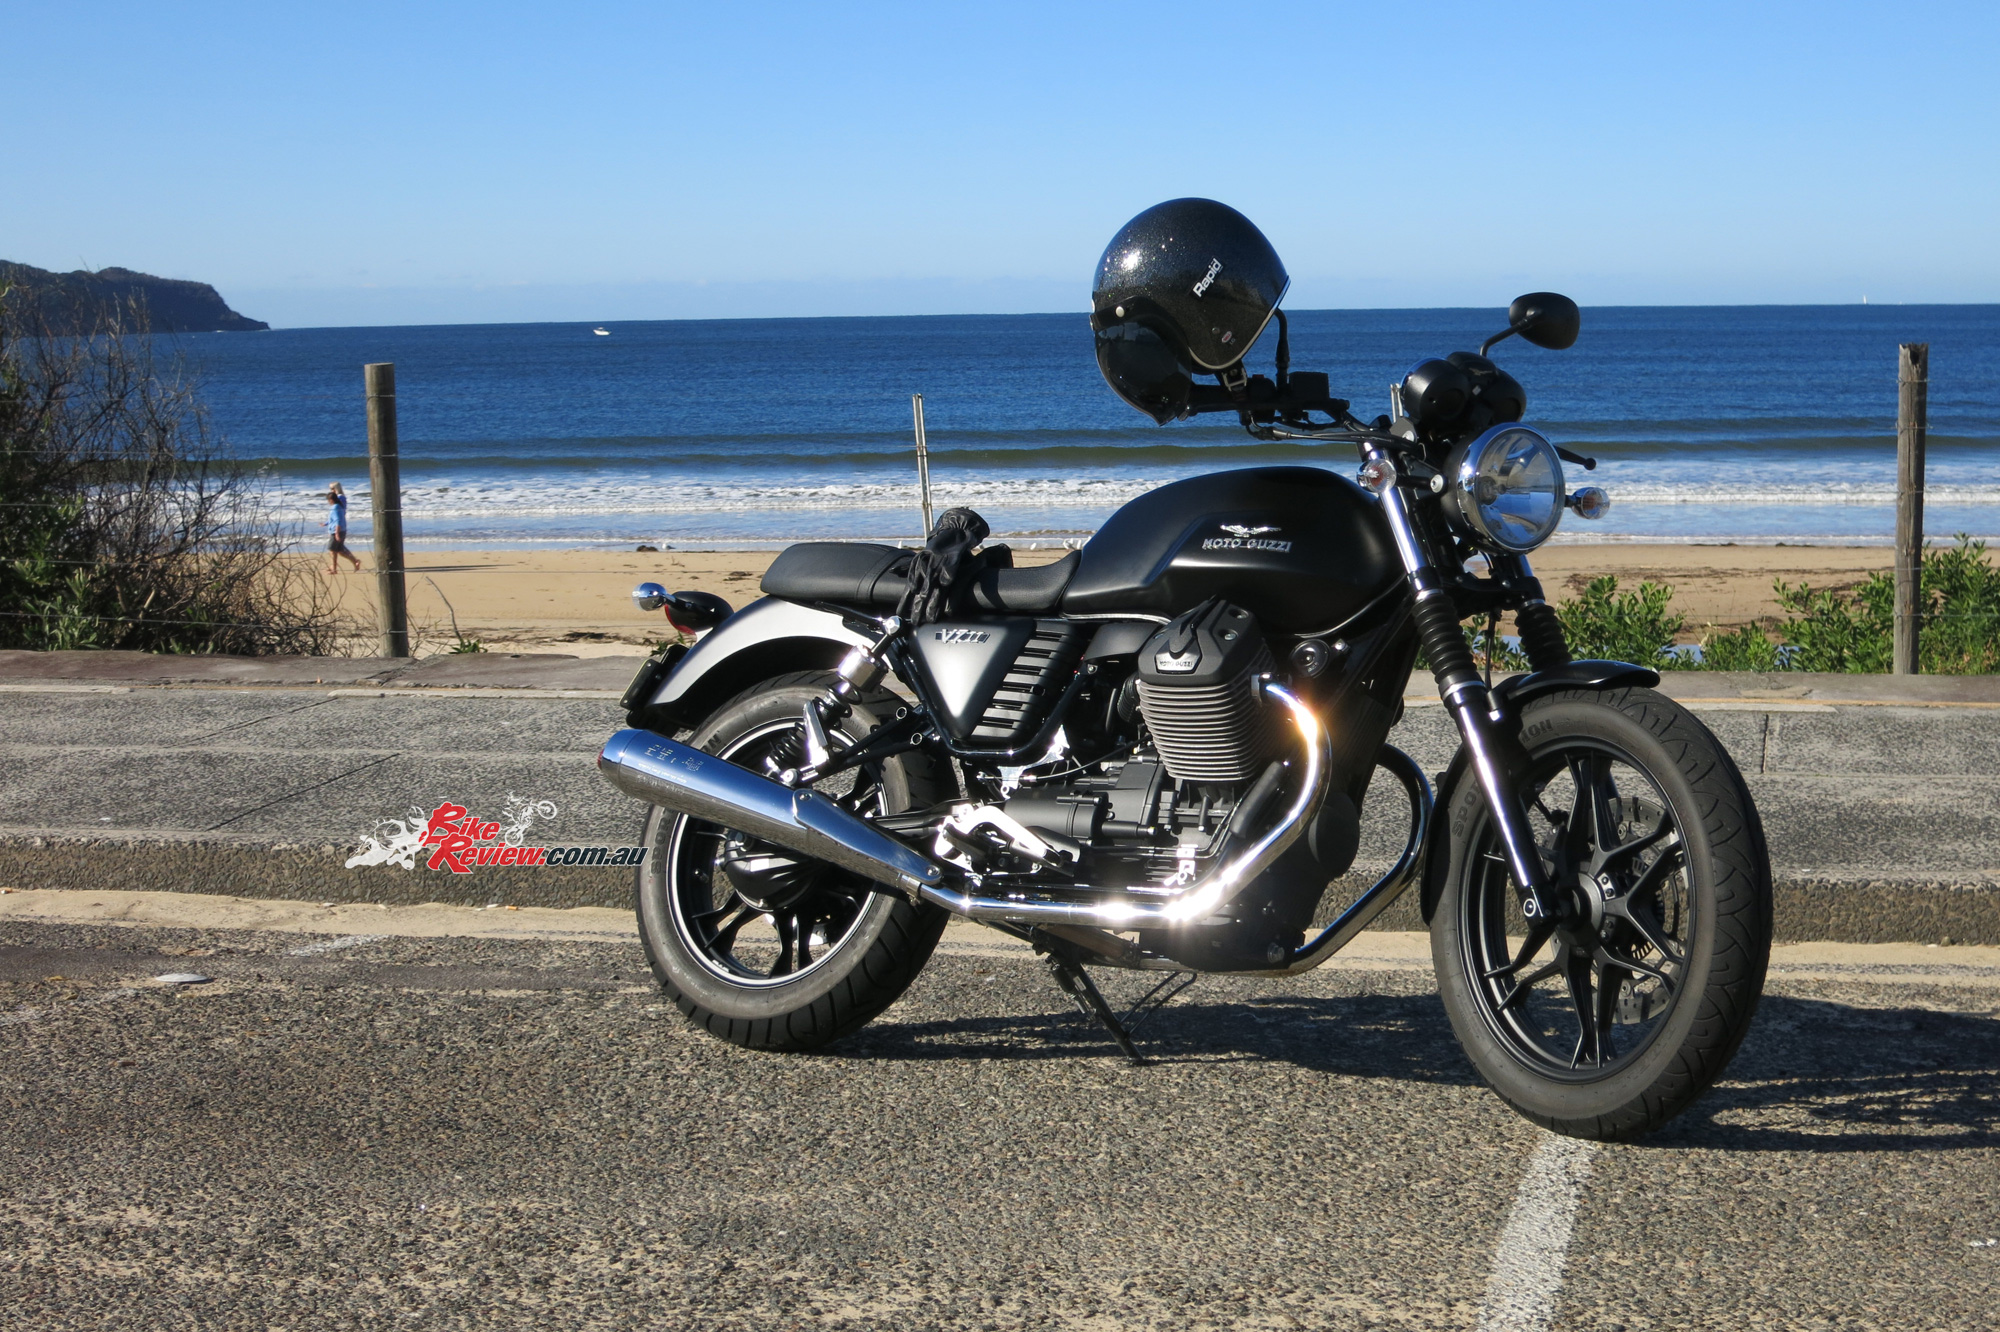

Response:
(0, 285), (350, 654)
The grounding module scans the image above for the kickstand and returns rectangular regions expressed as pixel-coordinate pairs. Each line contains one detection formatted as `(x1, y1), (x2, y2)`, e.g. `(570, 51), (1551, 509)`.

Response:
(1121, 970), (1197, 1039)
(1039, 950), (1146, 1064)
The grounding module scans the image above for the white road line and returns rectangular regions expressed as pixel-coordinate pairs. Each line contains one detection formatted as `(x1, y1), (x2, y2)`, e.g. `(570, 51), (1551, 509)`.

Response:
(1476, 1134), (1600, 1332)
(286, 934), (388, 957)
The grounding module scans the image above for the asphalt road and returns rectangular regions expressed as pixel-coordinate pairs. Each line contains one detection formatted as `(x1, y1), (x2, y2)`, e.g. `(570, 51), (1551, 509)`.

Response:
(5, 909), (1999, 1330)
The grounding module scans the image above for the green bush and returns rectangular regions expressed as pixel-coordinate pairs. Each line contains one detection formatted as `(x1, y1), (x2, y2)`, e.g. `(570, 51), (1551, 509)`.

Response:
(1430, 539), (2000, 677)
(1775, 535), (2000, 674)
(1771, 577), (1891, 673)
(1475, 539), (2000, 676)
(1694, 623), (1784, 672)
(1557, 576), (1686, 668)
(1921, 537), (2000, 673)
(1466, 622), (1530, 674)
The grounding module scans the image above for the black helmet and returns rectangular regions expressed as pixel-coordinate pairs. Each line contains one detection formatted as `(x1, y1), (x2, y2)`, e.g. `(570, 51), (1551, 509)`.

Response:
(1090, 198), (1290, 423)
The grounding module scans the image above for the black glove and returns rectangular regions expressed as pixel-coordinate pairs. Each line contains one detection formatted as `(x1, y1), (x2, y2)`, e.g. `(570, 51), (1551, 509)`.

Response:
(896, 507), (989, 626)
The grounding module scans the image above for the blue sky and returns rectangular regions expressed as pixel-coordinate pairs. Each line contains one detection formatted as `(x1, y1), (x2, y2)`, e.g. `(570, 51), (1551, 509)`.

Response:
(4, 1), (1996, 326)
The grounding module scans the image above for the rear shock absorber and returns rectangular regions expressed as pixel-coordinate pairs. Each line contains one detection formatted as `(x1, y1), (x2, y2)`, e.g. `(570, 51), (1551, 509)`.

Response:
(772, 617), (905, 785)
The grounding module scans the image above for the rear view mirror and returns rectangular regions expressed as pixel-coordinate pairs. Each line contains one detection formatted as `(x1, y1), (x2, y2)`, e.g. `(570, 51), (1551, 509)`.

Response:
(1481, 292), (1581, 356)
(1507, 292), (1580, 350)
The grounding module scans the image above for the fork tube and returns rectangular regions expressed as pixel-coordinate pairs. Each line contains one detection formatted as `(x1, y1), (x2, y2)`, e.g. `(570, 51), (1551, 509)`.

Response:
(1367, 450), (1563, 920)
(1491, 552), (1571, 670)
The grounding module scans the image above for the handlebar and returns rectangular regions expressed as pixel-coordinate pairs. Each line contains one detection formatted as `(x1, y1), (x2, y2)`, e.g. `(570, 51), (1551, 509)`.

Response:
(1190, 363), (1600, 470)
(1184, 371), (1349, 421)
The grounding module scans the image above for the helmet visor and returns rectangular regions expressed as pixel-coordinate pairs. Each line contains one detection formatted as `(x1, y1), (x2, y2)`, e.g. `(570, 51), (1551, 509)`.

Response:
(1094, 322), (1193, 425)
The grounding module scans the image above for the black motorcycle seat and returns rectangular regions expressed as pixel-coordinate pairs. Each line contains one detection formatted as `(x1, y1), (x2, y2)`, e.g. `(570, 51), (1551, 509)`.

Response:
(968, 549), (1081, 612)
(760, 542), (910, 606)
(760, 542), (1081, 614)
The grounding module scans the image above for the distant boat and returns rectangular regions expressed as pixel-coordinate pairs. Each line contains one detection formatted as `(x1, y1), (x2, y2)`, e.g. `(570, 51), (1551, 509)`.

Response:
(592, 326), (611, 336)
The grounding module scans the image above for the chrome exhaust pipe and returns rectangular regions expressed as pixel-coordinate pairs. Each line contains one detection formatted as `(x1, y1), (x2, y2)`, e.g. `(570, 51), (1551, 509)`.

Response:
(597, 729), (942, 895)
(915, 680), (1332, 929)
(1263, 743), (1432, 975)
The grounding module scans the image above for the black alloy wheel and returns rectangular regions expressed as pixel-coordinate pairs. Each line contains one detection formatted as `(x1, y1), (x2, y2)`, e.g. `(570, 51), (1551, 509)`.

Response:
(1461, 745), (1688, 1077)
(635, 672), (951, 1050)
(665, 720), (882, 986)
(1430, 687), (1771, 1139)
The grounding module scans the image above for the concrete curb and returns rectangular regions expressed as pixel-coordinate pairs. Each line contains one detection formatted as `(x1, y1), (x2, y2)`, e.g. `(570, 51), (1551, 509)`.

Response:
(5, 649), (2000, 705)
(6, 833), (1997, 946)
(0, 835), (631, 913)
(4, 650), (1997, 947)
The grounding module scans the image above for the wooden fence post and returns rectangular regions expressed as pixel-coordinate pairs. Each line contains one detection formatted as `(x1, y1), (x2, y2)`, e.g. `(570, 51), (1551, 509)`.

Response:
(911, 393), (934, 538)
(365, 362), (410, 658)
(1893, 343), (1928, 675)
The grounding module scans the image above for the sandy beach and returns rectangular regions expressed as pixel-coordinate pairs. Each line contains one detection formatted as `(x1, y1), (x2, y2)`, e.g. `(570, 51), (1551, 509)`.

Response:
(305, 542), (1895, 657)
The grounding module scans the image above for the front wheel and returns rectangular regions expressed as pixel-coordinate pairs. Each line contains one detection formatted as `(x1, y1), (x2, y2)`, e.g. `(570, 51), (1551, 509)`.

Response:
(636, 671), (952, 1051)
(1431, 687), (1772, 1139)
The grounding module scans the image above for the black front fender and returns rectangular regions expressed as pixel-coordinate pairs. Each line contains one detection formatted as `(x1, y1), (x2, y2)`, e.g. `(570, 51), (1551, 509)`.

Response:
(1491, 659), (1660, 714)
(1417, 659), (1661, 924)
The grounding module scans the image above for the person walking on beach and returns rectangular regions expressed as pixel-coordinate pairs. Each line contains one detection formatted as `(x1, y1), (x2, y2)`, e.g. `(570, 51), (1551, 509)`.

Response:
(326, 482), (363, 574)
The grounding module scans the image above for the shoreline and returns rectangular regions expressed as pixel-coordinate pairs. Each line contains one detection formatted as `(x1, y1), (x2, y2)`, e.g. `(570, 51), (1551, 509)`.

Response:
(300, 542), (1898, 657)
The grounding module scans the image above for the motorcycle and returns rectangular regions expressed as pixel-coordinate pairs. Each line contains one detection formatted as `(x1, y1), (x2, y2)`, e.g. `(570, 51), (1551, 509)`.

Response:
(597, 200), (1772, 1140)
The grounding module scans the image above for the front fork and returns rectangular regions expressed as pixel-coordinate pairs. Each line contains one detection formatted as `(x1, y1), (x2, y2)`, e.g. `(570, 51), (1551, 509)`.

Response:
(1368, 451), (1570, 924)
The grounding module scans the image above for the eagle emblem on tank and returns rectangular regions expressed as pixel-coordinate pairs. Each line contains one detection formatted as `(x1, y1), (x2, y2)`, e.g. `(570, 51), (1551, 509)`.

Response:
(1205, 521), (1291, 553)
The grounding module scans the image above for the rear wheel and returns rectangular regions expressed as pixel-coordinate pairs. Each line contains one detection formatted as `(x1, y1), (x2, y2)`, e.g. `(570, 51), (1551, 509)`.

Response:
(636, 671), (951, 1051)
(1431, 687), (1771, 1139)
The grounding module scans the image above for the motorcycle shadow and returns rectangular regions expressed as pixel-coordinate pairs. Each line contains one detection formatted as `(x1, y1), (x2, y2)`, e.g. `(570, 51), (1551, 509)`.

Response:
(1643, 993), (2000, 1153)
(840, 986), (1483, 1086)
(843, 978), (2000, 1151)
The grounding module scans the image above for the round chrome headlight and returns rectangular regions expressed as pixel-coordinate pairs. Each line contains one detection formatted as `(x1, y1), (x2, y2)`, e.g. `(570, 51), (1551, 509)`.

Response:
(1445, 425), (1566, 553)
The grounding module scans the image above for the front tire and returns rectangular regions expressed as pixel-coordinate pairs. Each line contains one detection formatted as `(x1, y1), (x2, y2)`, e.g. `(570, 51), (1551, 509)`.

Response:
(636, 671), (952, 1051)
(1431, 687), (1772, 1139)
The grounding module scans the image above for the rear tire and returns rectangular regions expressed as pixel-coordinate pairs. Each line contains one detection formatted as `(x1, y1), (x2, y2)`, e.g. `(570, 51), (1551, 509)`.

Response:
(1431, 687), (1771, 1139)
(635, 671), (951, 1051)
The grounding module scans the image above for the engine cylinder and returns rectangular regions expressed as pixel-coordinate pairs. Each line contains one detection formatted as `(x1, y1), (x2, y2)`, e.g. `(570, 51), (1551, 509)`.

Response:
(1135, 600), (1276, 783)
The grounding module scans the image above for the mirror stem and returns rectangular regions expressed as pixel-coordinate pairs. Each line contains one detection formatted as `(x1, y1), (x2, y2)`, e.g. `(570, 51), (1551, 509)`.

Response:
(1479, 324), (1522, 358)
(1273, 309), (1290, 387)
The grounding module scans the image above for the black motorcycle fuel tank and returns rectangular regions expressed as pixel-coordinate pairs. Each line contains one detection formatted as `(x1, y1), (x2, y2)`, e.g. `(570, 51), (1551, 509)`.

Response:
(1060, 467), (1399, 632)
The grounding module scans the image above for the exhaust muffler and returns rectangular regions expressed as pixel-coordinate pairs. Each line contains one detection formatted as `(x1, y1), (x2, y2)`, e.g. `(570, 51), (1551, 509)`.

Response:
(597, 728), (942, 895)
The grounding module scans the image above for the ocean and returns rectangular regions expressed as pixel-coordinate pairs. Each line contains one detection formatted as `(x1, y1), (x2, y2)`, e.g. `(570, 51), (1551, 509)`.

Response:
(182, 306), (2000, 550)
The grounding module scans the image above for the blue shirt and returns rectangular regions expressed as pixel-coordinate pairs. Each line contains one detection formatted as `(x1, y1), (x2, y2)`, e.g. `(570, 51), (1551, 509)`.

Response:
(327, 494), (347, 534)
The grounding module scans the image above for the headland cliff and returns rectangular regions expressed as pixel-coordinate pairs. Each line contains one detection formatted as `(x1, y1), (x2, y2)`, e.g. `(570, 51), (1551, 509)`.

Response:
(0, 261), (268, 333)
